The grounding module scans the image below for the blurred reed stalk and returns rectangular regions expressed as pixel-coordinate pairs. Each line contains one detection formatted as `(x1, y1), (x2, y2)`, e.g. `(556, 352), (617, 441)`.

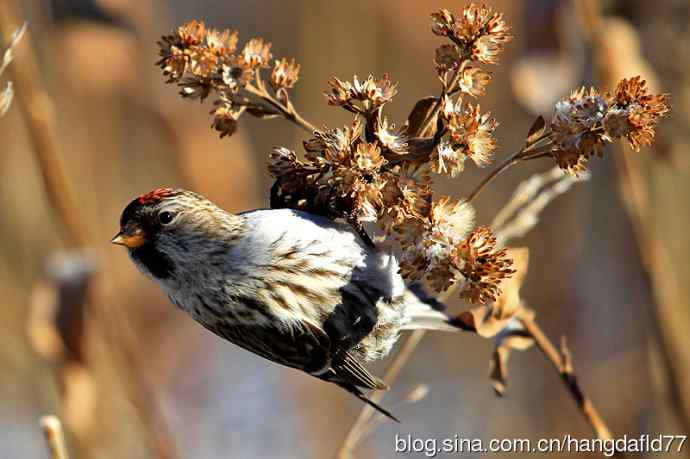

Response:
(0, 5), (85, 249)
(40, 415), (71, 459)
(0, 3), (177, 458)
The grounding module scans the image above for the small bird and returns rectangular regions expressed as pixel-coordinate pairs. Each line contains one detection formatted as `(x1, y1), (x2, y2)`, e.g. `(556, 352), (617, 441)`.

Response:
(112, 187), (462, 420)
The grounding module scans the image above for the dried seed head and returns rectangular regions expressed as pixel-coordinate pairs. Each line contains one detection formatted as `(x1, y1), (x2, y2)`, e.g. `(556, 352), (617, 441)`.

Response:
(271, 58), (301, 89)
(211, 104), (240, 137)
(430, 197), (476, 244)
(380, 166), (432, 235)
(205, 28), (239, 58)
(325, 74), (398, 109)
(399, 197), (476, 291)
(445, 100), (498, 167)
(431, 9), (457, 38)
(604, 76), (670, 151)
(178, 20), (207, 46)
(458, 4), (512, 64)
(435, 44), (461, 75)
(221, 59), (254, 91)
(431, 139), (467, 177)
(353, 142), (386, 172)
(375, 117), (408, 154)
(431, 5), (512, 65)
(458, 226), (515, 304)
(306, 119), (363, 159)
(458, 67), (492, 97)
(241, 38), (272, 68)
(550, 87), (608, 174)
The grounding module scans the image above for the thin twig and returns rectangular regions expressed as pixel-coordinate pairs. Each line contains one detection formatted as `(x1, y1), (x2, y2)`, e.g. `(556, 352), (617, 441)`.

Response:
(519, 315), (615, 442)
(245, 72), (317, 133)
(40, 415), (70, 459)
(491, 167), (565, 230)
(465, 143), (552, 203)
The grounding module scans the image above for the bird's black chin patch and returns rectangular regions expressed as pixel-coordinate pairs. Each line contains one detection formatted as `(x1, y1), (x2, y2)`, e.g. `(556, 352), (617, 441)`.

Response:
(130, 242), (175, 279)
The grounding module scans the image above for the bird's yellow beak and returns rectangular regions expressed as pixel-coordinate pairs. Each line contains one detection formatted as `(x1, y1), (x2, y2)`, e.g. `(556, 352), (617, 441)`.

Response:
(111, 230), (145, 248)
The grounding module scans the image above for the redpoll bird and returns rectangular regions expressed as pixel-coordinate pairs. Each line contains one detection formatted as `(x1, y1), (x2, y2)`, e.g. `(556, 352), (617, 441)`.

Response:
(112, 187), (463, 420)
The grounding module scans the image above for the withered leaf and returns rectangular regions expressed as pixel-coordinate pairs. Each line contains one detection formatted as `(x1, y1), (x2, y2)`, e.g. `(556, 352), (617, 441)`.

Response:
(405, 96), (438, 138)
(489, 314), (535, 396)
(246, 105), (280, 119)
(525, 115), (546, 147)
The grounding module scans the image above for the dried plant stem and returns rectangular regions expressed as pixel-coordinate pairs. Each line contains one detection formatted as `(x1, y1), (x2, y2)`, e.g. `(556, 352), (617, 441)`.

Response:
(0, 6), (86, 248)
(518, 315), (615, 442)
(491, 167), (565, 230)
(465, 142), (552, 203)
(245, 74), (317, 133)
(40, 415), (70, 459)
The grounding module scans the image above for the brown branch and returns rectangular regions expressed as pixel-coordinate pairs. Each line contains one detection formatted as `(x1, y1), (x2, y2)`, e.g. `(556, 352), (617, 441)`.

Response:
(40, 415), (70, 459)
(519, 315), (615, 442)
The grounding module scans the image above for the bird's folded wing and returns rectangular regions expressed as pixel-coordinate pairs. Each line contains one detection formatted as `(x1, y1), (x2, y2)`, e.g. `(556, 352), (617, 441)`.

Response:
(203, 319), (386, 391)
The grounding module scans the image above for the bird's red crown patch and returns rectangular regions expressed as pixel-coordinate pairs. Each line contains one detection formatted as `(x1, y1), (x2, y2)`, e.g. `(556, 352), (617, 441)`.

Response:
(138, 187), (174, 204)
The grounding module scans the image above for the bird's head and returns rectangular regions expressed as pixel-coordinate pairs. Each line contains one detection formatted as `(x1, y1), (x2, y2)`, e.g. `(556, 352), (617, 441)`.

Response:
(112, 187), (243, 279)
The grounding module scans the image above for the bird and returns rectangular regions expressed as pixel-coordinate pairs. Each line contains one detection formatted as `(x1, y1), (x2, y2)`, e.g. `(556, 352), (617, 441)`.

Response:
(112, 187), (463, 421)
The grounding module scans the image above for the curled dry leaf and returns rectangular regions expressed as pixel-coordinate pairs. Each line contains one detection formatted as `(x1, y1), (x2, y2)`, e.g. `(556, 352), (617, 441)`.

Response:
(489, 312), (535, 396)
(525, 115), (546, 147)
(404, 96), (438, 138)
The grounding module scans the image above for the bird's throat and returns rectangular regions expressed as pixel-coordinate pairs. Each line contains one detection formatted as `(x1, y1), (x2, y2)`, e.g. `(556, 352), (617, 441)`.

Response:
(130, 242), (176, 279)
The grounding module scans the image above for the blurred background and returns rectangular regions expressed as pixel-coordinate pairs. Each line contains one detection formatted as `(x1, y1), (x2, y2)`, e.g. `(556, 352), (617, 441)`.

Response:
(1, 0), (689, 457)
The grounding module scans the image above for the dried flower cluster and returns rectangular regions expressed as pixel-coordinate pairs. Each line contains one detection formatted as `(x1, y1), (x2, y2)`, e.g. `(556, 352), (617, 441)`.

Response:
(431, 5), (512, 66)
(550, 77), (670, 174)
(157, 4), (669, 306)
(264, 5), (515, 304)
(423, 5), (511, 181)
(157, 20), (302, 138)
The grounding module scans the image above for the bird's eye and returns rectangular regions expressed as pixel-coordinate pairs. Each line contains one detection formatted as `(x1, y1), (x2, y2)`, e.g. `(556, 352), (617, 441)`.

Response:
(159, 211), (175, 225)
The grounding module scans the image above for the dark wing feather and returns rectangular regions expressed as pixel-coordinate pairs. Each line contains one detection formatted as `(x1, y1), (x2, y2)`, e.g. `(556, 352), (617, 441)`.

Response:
(204, 319), (386, 391)
(202, 320), (330, 373)
(328, 352), (388, 390)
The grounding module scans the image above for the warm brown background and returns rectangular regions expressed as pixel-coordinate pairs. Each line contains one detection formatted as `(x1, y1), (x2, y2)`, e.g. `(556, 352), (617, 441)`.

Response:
(1, 0), (688, 458)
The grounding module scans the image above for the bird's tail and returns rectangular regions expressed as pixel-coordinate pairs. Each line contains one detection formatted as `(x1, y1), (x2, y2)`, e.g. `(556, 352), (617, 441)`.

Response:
(402, 284), (462, 333)
(341, 383), (400, 422)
